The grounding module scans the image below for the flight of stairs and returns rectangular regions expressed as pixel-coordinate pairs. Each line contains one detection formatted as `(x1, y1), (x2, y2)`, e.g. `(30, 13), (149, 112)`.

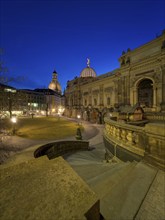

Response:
(66, 144), (158, 220)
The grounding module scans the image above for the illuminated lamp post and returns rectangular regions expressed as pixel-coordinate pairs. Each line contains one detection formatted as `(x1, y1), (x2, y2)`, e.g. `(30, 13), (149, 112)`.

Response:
(52, 108), (55, 115)
(77, 114), (81, 126)
(58, 107), (62, 120)
(11, 115), (17, 135)
(58, 106), (65, 119)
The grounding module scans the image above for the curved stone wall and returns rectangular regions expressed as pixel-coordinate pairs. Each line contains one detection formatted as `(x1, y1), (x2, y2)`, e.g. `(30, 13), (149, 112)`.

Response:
(34, 140), (89, 160)
(103, 117), (165, 169)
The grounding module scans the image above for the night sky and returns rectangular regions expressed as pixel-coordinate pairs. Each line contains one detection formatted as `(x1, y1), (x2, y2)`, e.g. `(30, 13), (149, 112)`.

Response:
(0, 0), (165, 92)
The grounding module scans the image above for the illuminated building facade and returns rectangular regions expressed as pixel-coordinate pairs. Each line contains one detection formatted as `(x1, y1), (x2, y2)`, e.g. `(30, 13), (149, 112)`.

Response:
(0, 70), (63, 117)
(64, 31), (165, 123)
(0, 84), (46, 116)
(34, 88), (61, 115)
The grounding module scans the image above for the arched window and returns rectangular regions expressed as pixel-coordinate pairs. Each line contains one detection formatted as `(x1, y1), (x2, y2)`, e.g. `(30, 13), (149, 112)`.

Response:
(138, 79), (153, 107)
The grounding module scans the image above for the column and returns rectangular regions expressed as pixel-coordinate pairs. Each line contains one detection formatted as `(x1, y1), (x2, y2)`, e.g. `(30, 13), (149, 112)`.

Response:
(132, 87), (137, 105)
(153, 85), (157, 107)
(161, 66), (165, 111)
(113, 80), (118, 104)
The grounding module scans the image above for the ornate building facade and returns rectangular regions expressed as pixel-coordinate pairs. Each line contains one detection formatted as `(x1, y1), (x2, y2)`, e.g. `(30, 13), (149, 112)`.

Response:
(64, 31), (165, 123)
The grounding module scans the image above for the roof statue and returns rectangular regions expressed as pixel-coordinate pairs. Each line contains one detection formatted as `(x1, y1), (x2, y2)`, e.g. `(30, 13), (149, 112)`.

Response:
(87, 58), (90, 67)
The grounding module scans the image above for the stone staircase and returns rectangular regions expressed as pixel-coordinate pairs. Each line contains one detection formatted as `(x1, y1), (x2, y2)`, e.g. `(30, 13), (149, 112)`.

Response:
(66, 144), (158, 220)
(100, 162), (157, 220)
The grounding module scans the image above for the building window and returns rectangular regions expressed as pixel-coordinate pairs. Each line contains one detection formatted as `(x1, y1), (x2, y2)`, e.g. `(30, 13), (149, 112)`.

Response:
(84, 99), (87, 106)
(107, 97), (110, 105)
(94, 98), (97, 106)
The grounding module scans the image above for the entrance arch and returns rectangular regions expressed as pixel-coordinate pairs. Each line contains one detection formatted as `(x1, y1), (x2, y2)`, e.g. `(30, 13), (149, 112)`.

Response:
(138, 79), (153, 107)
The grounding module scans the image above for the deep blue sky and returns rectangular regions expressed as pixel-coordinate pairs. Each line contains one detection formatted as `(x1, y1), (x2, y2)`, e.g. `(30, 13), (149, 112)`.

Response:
(0, 0), (165, 92)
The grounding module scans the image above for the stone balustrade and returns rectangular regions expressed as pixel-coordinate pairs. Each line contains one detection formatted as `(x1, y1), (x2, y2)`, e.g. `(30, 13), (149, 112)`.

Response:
(144, 112), (165, 121)
(103, 117), (165, 169)
(104, 117), (145, 158)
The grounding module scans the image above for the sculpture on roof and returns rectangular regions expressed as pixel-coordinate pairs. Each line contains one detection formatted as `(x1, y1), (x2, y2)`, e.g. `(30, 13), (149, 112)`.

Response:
(87, 58), (90, 67)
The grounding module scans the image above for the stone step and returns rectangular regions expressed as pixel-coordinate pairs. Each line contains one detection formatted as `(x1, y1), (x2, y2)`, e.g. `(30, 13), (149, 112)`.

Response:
(68, 158), (103, 166)
(88, 161), (138, 199)
(143, 154), (165, 171)
(88, 148), (106, 160)
(100, 162), (158, 220)
(67, 154), (103, 164)
(66, 150), (105, 165)
(71, 162), (127, 182)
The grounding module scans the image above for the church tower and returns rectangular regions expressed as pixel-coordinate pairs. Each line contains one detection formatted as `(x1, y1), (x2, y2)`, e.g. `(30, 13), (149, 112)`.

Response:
(48, 70), (62, 94)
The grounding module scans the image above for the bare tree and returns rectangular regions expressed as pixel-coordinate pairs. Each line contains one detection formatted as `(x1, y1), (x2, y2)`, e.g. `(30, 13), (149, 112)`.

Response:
(0, 48), (25, 84)
(0, 48), (9, 84)
(0, 48), (27, 118)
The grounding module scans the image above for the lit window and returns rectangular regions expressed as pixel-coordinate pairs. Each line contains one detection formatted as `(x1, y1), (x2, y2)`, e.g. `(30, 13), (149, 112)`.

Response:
(33, 103), (38, 107)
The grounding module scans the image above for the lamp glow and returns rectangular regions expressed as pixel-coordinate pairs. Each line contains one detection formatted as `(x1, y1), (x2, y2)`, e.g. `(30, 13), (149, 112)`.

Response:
(11, 116), (17, 123)
(11, 116), (17, 135)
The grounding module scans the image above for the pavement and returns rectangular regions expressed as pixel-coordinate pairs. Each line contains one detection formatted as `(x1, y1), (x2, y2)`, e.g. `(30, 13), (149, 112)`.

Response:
(0, 120), (104, 166)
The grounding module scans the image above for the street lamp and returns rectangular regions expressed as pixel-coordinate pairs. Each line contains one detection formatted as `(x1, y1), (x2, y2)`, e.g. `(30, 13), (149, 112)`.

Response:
(58, 106), (65, 118)
(77, 114), (81, 125)
(11, 115), (17, 135)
